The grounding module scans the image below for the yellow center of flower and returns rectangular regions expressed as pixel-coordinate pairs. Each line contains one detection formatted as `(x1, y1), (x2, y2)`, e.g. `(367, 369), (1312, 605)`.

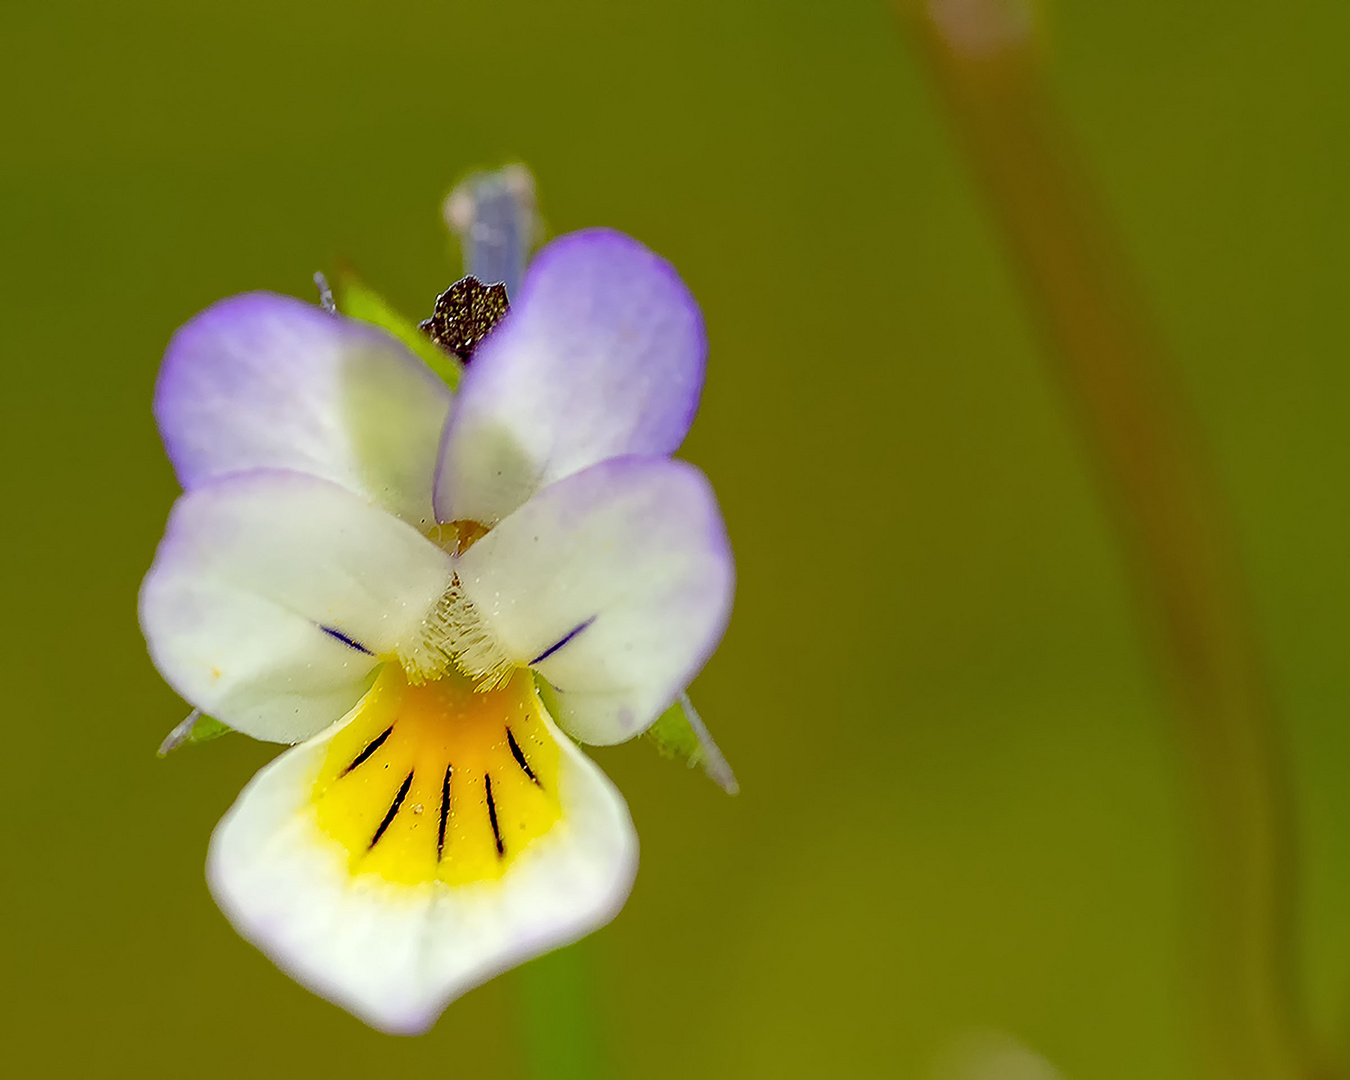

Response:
(313, 664), (562, 886)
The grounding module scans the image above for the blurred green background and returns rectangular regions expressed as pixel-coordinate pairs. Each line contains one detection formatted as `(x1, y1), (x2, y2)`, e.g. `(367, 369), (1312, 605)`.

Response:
(4, 1), (1348, 1076)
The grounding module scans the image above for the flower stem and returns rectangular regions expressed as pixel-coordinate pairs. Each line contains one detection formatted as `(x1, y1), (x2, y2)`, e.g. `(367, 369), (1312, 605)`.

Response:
(892, 2), (1322, 1077)
(517, 943), (613, 1080)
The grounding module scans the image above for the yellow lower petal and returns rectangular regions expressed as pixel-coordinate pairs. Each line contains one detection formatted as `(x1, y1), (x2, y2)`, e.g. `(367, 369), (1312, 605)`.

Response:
(313, 664), (562, 886)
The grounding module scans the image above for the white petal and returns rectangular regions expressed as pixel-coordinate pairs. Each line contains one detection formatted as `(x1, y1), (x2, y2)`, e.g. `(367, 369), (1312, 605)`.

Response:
(455, 457), (734, 746)
(156, 293), (451, 527)
(139, 470), (453, 743)
(207, 701), (637, 1034)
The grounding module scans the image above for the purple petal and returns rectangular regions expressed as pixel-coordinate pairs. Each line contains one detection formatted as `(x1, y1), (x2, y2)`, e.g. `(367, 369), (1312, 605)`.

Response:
(434, 229), (707, 526)
(156, 292), (451, 526)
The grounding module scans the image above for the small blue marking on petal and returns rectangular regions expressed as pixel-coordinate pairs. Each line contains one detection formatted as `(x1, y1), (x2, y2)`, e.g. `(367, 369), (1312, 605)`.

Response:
(530, 616), (596, 666)
(320, 625), (374, 655)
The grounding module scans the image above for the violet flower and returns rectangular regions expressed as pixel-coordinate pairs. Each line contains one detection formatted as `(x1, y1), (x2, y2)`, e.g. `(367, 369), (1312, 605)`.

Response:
(139, 228), (734, 1033)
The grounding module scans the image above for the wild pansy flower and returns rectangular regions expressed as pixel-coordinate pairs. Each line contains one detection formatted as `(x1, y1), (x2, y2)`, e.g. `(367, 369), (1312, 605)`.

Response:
(139, 229), (734, 1033)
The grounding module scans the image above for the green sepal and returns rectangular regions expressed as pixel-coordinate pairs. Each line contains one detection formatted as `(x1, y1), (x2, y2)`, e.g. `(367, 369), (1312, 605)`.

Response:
(531, 675), (737, 794)
(645, 702), (703, 762)
(157, 711), (232, 757)
(333, 270), (463, 390)
(645, 694), (739, 795)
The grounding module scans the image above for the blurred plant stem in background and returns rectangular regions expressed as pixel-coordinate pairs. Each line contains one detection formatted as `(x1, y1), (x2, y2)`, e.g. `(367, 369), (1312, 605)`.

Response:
(893, 2), (1329, 1078)
(450, 167), (611, 1080)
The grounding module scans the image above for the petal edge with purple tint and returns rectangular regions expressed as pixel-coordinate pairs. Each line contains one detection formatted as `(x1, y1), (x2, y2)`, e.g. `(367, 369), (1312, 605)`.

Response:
(156, 292), (452, 526)
(434, 229), (707, 527)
